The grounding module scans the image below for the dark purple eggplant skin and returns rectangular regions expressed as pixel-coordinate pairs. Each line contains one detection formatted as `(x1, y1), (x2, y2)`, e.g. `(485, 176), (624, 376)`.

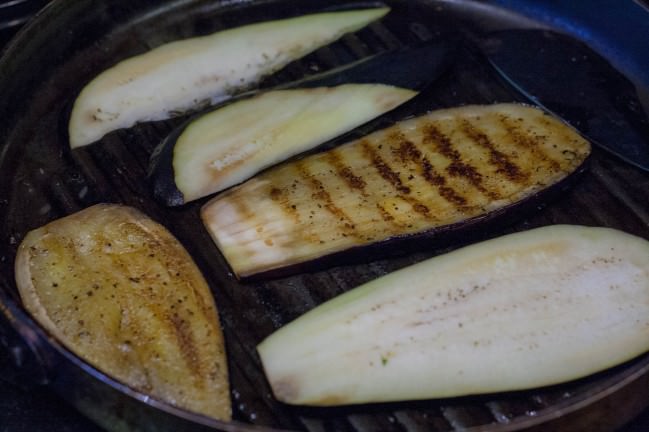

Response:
(147, 40), (457, 207)
(149, 128), (185, 206)
(236, 155), (591, 282)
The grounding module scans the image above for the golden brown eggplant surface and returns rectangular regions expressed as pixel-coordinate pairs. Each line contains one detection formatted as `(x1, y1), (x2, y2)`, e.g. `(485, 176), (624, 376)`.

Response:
(202, 104), (591, 278)
(15, 204), (231, 420)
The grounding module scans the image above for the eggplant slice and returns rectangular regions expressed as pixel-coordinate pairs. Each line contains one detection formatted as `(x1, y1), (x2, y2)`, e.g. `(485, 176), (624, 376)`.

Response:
(15, 204), (231, 421)
(202, 103), (591, 279)
(68, 7), (389, 148)
(149, 40), (454, 206)
(152, 85), (415, 205)
(257, 225), (649, 406)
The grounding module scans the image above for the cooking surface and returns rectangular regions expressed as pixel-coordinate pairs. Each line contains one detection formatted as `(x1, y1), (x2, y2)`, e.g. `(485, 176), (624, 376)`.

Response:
(1, 0), (649, 431)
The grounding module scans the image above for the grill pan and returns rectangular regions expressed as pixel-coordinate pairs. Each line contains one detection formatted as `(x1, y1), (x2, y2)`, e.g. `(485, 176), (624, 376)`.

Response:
(1, 0), (649, 431)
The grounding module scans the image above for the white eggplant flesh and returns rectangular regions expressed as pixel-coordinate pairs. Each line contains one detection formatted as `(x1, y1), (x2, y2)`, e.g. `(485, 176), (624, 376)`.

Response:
(173, 84), (416, 202)
(202, 103), (590, 279)
(68, 8), (389, 148)
(257, 225), (649, 406)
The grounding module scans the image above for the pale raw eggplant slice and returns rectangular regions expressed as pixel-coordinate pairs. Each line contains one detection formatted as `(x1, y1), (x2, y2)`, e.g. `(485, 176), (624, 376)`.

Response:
(152, 85), (415, 206)
(257, 225), (649, 406)
(149, 40), (454, 206)
(202, 103), (591, 279)
(15, 204), (231, 420)
(68, 7), (389, 148)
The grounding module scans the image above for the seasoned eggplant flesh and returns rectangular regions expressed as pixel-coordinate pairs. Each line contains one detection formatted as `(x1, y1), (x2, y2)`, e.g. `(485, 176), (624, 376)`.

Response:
(153, 85), (416, 205)
(15, 204), (231, 420)
(68, 7), (389, 148)
(258, 225), (649, 406)
(150, 39), (455, 206)
(202, 103), (591, 278)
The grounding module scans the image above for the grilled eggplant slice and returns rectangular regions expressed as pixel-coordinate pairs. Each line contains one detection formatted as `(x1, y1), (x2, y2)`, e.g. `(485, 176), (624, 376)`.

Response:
(68, 7), (389, 148)
(202, 103), (591, 279)
(15, 204), (231, 420)
(258, 225), (649, 406)
(150, 40), (454, 206)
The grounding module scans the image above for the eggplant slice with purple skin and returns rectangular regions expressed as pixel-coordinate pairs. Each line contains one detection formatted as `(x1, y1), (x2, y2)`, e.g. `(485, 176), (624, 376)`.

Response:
(257, 224), (649, 406)
(202, 103), (591, 280)
(148, 40), (455, 206)
(68, 7), (390, 149)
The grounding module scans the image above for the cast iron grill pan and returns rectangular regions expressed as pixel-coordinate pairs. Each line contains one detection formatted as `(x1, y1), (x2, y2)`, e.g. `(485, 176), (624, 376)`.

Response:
(1, 0), (649, 431)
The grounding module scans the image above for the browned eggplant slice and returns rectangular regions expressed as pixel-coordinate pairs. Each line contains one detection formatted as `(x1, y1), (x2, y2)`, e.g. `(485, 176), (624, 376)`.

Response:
(201, 103), (591, 279)
(15, 204), (231, 420)
(149, 40), (455, 206)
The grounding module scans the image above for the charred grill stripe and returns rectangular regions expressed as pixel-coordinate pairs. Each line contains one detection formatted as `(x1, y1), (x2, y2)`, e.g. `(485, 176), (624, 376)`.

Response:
(116, 304), (155, 391)
(412, 202), (431, 215)
(498, 115), (562, 172)
(422, 123), (500, 200)
(376, 202), (403, 226)
(268, 186), (301, 225)
(115, 245), (205, 384)
(459, 120), (529, 183)
(325, 150), (367, 192)
(295, 161), (360, 237)
(391, 131), (422, 162)
(269, 177), (323, 244)
(169, 310), (204, 385)
(391, 132), (468, 207)
(326, 141), (407, 230)
(191, 284), (219, 323)
(361, 139), (431, 217)
(225, 188), (263, 235)
(362, 139), (410, 194)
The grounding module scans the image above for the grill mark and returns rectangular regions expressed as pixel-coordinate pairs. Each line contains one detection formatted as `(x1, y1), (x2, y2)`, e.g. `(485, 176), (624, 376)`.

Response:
(375, 202), (397, 224)
(226, 188), (260, 233)
(497, 115), (562, 173)
(269, 186), (301, 225)
(391, 132), (468, 207)
(325, 150), (367, 192)
(168, 310), (204, 385)
(116, 303), (155, 391)
(323, 150), (410, 230)
(117, 243), (206, 386)
(191, 284), (219, 325)
(459, 120), (530, 183)
(268, 181), (322, 244)
(295, 161), (360, 238)
(361, 139), (431, 218)
(362, 139), (410, 194)
(422, 123), (500, 200)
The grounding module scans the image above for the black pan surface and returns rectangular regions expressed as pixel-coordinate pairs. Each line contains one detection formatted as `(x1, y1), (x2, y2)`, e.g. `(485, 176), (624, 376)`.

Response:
(1, 1), (649, 431)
